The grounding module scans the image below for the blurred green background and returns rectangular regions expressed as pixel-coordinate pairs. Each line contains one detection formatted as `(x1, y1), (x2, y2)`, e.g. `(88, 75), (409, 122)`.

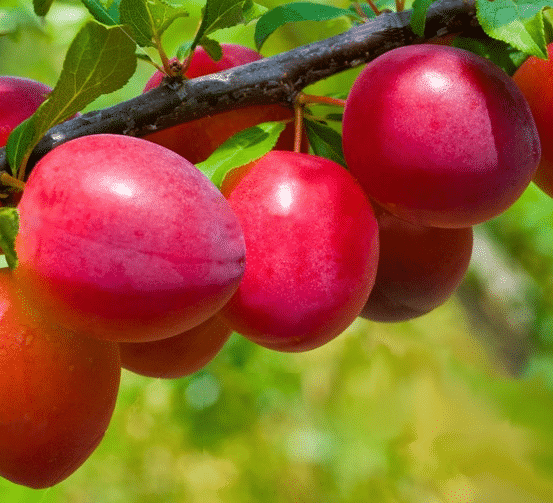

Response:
(2, 0), (553, 501)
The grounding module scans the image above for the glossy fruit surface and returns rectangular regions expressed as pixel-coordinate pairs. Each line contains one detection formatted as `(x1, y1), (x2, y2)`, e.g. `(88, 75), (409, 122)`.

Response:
(119, 315), (232, 378)
(143, 44), (299, 164)
(0, 271), (120, 489)
(360, 205), (473, 322)
(0, 76), (51, 147)
(15, 134), (246, 342)
(342, 45), (541, 228)
(220, 151), (379, 352)
(513, 43), (553, 198)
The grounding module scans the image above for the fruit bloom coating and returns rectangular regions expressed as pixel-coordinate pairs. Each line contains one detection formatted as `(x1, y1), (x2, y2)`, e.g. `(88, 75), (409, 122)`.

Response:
(0, 76), (51, 147)
(119, 315), (232, 378)
(220, 151), (379, 352)
(15, 134), (246, 342)
(0, 271), (120, 489)
(143, 44), (300, 164)
(360, 206), (473, 322)
(513, 43), (553, 198)
(342, 45), (541, 228)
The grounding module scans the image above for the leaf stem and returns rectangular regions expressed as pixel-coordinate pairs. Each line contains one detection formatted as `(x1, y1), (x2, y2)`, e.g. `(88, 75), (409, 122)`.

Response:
(297, 94), (347, 108)
(365, 0), (383, 16)
(1, 173), (25, 191)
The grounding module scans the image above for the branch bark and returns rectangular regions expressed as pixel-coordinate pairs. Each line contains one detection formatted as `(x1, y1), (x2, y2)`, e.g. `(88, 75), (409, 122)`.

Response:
(0, 0), (478, 181)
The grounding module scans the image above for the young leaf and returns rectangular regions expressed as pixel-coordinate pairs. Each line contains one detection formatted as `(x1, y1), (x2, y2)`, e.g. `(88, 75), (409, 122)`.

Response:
(476, 0), (552, 59)
(119, 0), (188, 48)
(176, 40), (193, 60)
(191, 0), (255, 53)
(254, 2), (362, 51)
(199, 37), (223, 60)
(0, 208), (19, 270)
(6, 20), (137, 178)
(410, 0), (439, 37)
(33, 0), (54, 16)
(195, 121), (286, 188)
(303, 118), (346, 167)
(81, 0), (120, 25)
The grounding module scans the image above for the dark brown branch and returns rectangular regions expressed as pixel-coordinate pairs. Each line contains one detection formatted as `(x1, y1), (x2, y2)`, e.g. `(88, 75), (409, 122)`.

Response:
(0, 0), (478, 181)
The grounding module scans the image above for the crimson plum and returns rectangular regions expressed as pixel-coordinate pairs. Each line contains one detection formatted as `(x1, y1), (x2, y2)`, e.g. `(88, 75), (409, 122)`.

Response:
(219, 151), (379, 352)
(143, 44), (300, 164)
(15, 134), (246, 343)
(119, 315), (232, 378)
(0, 76), (51, 147)
(513, 42), (553, 198)
(361, 206), (473, 322)
(342, 45), (541, 228)
(0, 271), (120, 489)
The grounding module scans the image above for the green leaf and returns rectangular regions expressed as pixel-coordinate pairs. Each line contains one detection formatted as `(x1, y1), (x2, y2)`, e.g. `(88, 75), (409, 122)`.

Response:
(120, 0), (155, 46)
(303, 118), (346, 167)
(33, 0), (54, 16)
(195, 121), (286, 188)
(191, 0), (258, 54)
(120, 0), (188, 47)
(243, 0), (268, 23)
(476, 0), (553, 59)
(136, 52), (156, 64)
(254, 2), (361, 51)
(453, 35), (526, 76)
(81, 0), (120, 25)
(199, 37), (223, 60)
(6, 116), (38, 177)
(6, 21), (137, 177)
(324, 112), (343, 122)
(0, 208), (19, 270)
(107, 0), (123, 21)
(176, 39), (193, 60)
(545, 7), (553, 39)
(348, 3), (376, 22)
(410, 0), (438, 37)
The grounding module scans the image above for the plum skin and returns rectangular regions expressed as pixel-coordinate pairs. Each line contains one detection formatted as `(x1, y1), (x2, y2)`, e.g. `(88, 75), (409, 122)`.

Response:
(0, 76), (51, 147)
(513, 42), (553, 198)
(220, 151), (379, 352)
(360, 206), (473, 322)
(0, 271), (121, 489)
(119, 315), (232, 378)
(143, 44), (301, 164)
(15, 134), (246, 343)
(342, 45), (541, 228)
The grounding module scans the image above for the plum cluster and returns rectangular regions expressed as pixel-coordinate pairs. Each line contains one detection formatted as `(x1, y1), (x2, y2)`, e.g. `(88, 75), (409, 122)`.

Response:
(0, 41), (549, 489)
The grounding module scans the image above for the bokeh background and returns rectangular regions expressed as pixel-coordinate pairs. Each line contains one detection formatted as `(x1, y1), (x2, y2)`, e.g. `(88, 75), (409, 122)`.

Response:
(2, 0), (553, 501)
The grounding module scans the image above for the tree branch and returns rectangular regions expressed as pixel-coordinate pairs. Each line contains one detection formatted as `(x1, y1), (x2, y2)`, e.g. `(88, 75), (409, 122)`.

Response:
(0, 0), (478, 182)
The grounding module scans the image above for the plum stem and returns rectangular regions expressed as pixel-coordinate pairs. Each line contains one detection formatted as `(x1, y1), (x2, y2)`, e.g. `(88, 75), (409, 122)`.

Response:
(294, 101), (304, 153)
